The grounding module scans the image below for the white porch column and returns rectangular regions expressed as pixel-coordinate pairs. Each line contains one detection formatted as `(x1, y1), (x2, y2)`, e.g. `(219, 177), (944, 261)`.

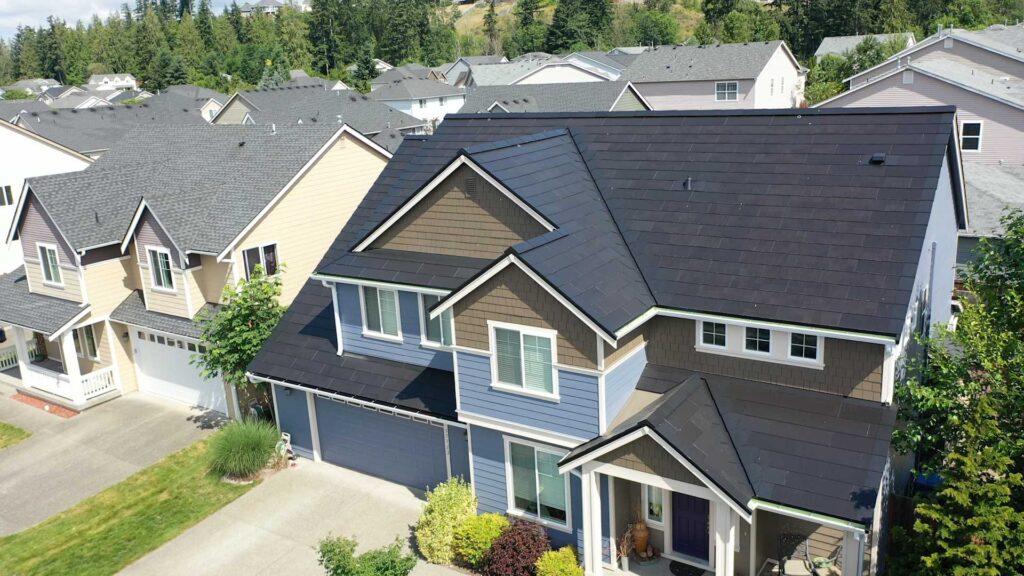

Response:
(306, 391), (321, 462)
(12, 327), (31, 379)
(59, 331), (84, 404)
(581, 463), (602, 576)
(714, 503), (736, 576)
(842, 530), (865, 576)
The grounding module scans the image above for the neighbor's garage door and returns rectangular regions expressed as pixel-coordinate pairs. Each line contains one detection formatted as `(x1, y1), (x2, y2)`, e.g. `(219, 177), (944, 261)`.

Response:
(314, 396), (449, 490)
(131, 329), (228, 414)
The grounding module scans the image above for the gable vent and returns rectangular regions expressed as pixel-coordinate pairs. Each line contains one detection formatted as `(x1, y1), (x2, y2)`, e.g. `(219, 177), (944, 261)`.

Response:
(464, 175), (478, 198)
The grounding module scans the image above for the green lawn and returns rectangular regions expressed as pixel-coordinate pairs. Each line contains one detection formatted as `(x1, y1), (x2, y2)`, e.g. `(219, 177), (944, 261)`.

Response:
(0, 435), (256, 576)
(0, 422), (30, 450)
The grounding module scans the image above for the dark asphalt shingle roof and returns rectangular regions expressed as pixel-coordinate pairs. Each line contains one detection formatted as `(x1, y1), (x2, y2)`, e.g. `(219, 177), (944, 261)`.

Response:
(248, 280), (457, 419)
(623, 41), (787, 83)
(371, 78), (465, 100)
(563, 367), (896, 524)
(230, 85), (426, 133)
(25, 124), (342, 253)
(317, 108), (961, 338)
(1, 100), (48, 122)
(460, 82), (644, 113)
(110, 290), (217, 339)
(0, 267), (87, 336)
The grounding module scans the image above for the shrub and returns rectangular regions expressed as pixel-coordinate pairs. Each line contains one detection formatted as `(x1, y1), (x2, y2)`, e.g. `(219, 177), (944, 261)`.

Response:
(415, 477), (477, 564)
(483, 519), (551, 576)
(208, 419), (279, 479)
(536, 547), (582, 576)
(318, 536), (417, 576)
(454, 513), (509, 569)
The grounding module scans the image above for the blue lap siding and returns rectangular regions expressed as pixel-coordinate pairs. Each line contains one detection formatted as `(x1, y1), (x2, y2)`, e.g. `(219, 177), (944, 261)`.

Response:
(274, 385), (313, 459)
(336, 283), (454, 371)
(458, 350), (600, 439)
(603, 345), (647, 430)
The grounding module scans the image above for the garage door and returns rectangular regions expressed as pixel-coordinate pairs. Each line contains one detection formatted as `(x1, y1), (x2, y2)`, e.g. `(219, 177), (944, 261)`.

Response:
(315, 396), (450, 490)
(131, 330), (228, 414)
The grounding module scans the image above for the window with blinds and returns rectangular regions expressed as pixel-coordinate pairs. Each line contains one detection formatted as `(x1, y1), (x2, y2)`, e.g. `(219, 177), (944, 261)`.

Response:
(362, 286), (400, 338)
(493, 325), (555, 396)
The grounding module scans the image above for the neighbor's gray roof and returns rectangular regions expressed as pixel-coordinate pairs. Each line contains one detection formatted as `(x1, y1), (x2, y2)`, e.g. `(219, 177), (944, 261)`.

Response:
(111, 290), (216, 338)
(88, 73), (136, 83)
(561, 369), (896, 524)
(957, 23), (1024, 56)
(910, 53), (1024, 109)
(460, 81), (642, 113)
(0, 100), (48, 122)
(142, 85), (226, 118)
(46, 94), (113, 109)
(371, 78), (464, 101)
(624, 41), (787, 83)
(25, 124), (343, 254)
(0, 267), (86, 336)
(230, 85), (426, 133)
(468, 56), (571, 86)
(814, 33), (915, 58)
(446, 55), (506, 74)
(962, 163), (1024, 237)
(570, 50), (637, 71)
(318, 107), (963, 338)
(40, 85), (82, 100)
(371, 64), (434, 85)
(7, 78), (59, 91)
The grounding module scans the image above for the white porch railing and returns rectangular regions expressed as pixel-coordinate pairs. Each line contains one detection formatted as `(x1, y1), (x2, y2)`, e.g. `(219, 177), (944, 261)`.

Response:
(25, 363), (72, 399)
(0, 339), (37, 371)
(82, 367), (117, 399)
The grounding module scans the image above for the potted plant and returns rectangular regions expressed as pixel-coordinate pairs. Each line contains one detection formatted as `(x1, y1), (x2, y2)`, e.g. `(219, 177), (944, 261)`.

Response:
(617, 524), (634, 572)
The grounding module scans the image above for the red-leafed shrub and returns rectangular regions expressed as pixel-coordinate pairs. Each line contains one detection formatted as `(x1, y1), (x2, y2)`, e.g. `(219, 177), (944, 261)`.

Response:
(482, 519), (551, 576)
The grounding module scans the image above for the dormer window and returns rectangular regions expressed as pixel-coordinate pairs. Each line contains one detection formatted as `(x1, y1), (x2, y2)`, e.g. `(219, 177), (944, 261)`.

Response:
(362, 286), (401, 340)
(148, 247), (174, 291)
(696, 320), (824, 368)
(38, 244), (62, 286)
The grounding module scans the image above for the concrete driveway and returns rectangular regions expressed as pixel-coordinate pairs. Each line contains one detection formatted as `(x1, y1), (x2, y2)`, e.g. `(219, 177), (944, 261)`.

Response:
(120, 461), (462, 576)
(0, 385), (222, 536)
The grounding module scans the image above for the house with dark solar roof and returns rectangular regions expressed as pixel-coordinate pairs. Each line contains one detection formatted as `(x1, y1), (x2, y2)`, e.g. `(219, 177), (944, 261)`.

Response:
(248, 107), (966, 576)
(0, 123), (391, 416)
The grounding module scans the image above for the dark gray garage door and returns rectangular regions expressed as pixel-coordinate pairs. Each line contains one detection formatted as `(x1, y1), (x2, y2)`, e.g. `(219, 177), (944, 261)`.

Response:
(315, 396), (450, 490)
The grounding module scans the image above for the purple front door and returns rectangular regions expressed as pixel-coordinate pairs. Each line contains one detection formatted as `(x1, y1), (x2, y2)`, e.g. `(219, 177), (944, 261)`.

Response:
(672, 492), (710, 561)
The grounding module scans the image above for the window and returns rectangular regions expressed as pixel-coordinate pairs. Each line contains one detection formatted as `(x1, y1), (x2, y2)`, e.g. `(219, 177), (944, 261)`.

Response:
(745, 327), (771, 353)
(961, 122), (982, 151)
(148, 248), (174, 291)
(507, 440), (569, 528)
(0, 185), (12, 206)
(715, 81), (738, 101)
(493, 325), (555, 396)
(72, 326), (98, 360)
(790, 333), (818, 360)
(439, 96), (447, 106)
(362, 286), (400, 338)
(644, 485), (664, 526)
(38, 244), (62, 285)
(418, 99), (427, 107)
(187, 342), (197, 352)
(420, 294), (453, 347)
(243, 244), (278, 279)
(702, 322), (726, 347)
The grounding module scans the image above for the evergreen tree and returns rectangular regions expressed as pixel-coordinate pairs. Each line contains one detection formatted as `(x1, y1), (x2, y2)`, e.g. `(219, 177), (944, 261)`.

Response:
(546, 0), (593, 52)
(276, 5), (312, 71)
(632, 7), (679, 46)
(483, 0), (501, 55)
(515, 0), (540, 27)
(0, 40), (15, 85)
(135, 8), (170, 84)
(11, 26), (44, 79)
(227, 2), (244, 42)
(703, 0), (738, 23)
(178, 0), (193, 18)
(352, 40), (377, 92)
(584, 0), (614, 37)
(196, 0), (215, 48)
(507, 0), (546, 56)
(174, 12), (206, 70)
(423, 4), (458, 66)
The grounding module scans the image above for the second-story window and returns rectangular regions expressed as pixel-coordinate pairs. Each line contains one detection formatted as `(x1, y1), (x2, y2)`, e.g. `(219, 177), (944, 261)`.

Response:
(420, 294), (453, 347)
(0, 185), (13, 206)
(702, 321), (726, 347)
(715, 81), (738, 101)
(961, 122), (982, 151)
(419, 99), (427, 108)
(362, 286), (400, 338)
(148, 248), (174, 291)
(790, 333), (818, 360)
(38, 244), (62, 285)
(243, 244), (278, 279)
(745, 327), (771, 353)
(492, 323), (556, 396)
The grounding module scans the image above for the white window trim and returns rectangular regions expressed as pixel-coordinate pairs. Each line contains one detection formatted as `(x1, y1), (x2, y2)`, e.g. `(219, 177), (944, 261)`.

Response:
(241, 242), (279, 279)
(37, 242), (64, 287)
(359, 285), (403, 343)
(715, 81), (739, 101)
(503, 435), (573, 533)
(488, 320), (560, 402)
(642, 484), (666, 529)
(694, 321), (825, 369)
(786, 332), (821, 365)
(73, 325), (100, 361)
(699, 321), (727, 349)
(146, 245), (177, 294)
(960, 120), (983, 153)
(743, 326), (772, 356)
(418, 293), (454, 349)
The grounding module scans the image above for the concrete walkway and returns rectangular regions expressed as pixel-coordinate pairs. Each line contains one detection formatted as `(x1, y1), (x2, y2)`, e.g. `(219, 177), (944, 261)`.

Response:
(121, 461), (463, 576)
(0, 384), (222, 536)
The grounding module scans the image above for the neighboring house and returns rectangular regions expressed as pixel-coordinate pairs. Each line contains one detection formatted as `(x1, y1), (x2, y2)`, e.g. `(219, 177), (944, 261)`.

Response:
(957, 163), (1024, 265)
(371, 79), (466, 126)
(240, 0), (282, 16)
(0, 120), (91, 274)
(144, 84), (227, 122)
(46, 93), (115, 110)
(87, 74), (139, 91)
(466, 54), (613, 87)
(444, 55), (508, 86)
(622, 41), (806, 110)
(0, 123), (391, 415)
(212, 85), (428, 152)
(0, 100), (49, 123)
(563, 50), (641, 80)
(814, 33), (916, 59)
(38, 85), (85, 104)
(249, 107), (965, 576)
(370, 64), (446, 91)
(5, 78), (61, 95)
(459, 81), (650, 113)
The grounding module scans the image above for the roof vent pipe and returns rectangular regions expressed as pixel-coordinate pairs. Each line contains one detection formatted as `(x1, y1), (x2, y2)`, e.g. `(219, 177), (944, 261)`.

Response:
(271, 123), (276, 133)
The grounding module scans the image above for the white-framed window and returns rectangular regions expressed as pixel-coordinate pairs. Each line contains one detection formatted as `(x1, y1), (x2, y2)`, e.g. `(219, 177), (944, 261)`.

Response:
(0, 185), (13, 206)
(504, 437), (571, 531)
(147, 247), (175, 291)
(643, 484), (665, 527)
(72, 325), (99, 360)
(361, 286), (401, 340)
(715, 81), (738, 101)
(745, 327), (771, 353)
(418, 99), (427, 108)
(419, 294), (453, 347)
(38, 243), (62, 286)
(961, 122), (982, 152)
(789, 332), (818, 361)
(701, 321), (726, 348)
(243, 243), (278, 279)
(489, 321), (558, 399)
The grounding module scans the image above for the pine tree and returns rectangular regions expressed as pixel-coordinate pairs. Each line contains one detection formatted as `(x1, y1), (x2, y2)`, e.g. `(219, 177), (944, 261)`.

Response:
(196, 0), (214, 48)
(546, 0), (593, 52)
(483, 0), (500, 55)
(515, 0), (540, 28)
(0, 40), (15, 85)
(276, 5), (312, 71)
(227, 1), (244, 42)
(174, 12), (205, 70)
(177, 0), (193, 18)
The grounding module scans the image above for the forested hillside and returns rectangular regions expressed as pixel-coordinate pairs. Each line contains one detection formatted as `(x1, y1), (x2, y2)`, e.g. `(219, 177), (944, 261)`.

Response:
(0, 0), (1022, 94)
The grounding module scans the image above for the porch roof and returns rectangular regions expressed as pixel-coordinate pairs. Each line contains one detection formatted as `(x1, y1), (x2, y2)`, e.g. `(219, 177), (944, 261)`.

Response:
(110, 290), (217, 340)
(561, 367), (897, 525)
(0, 267), (88, 337)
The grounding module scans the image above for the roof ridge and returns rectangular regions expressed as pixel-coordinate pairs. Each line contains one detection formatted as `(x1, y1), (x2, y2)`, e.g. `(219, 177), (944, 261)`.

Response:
(703, 375), (756, 496)
(461, 128), (569, 155)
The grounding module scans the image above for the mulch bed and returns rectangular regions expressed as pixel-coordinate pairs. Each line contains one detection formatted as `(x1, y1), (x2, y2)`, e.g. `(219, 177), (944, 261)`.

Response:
(12, 393), (79, 418)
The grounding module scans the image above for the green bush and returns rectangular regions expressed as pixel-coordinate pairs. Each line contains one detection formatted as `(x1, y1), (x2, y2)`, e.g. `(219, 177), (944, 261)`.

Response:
(454, 513), (509, 569)
(208, 419), (278, 479)
(318, 536), (417, 576)
(536, 547), (583, 576)
(415, 477), (477, 564)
